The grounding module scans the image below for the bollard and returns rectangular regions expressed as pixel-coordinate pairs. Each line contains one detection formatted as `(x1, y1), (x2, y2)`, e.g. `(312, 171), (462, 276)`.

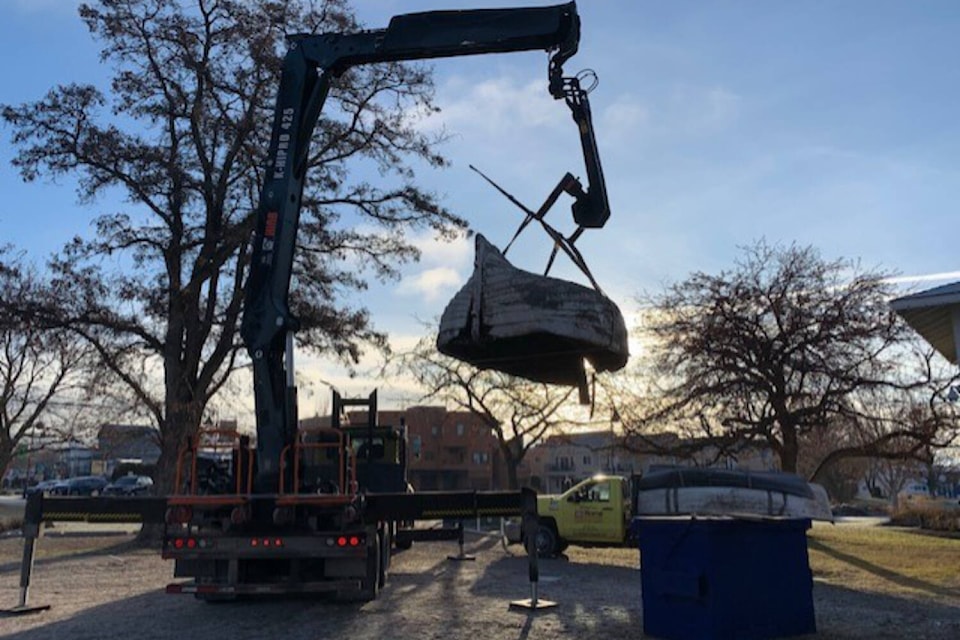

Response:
(447, 520), (476, 561)
(1, 493), (50, 616)
(509, 487), (556, 610)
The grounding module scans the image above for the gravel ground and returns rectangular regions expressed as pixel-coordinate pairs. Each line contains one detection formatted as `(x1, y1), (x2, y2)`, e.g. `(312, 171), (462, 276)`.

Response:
(0, 525), (958, 640)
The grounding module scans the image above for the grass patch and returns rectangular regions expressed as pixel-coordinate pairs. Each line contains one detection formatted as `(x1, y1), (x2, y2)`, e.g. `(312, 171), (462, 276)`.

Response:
(808, 522), (960, 601)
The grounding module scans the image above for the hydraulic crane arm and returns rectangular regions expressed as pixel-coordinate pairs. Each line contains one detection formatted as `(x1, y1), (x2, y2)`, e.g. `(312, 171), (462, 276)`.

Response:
(240, 2), (609, 492)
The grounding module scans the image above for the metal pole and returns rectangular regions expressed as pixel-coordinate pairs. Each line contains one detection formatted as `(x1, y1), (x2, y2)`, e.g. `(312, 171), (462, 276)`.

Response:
(16, 535), (37, 608)
(3, 492), (51, 615)
(509, 487), (556, 610)
(447, 520), (476, 561)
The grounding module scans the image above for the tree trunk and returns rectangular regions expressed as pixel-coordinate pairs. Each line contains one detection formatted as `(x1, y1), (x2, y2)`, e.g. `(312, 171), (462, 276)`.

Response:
(780, 424), (799, 473)
(0, 445), (13, 491)
(136, 397), (202, 547)
(505, 457), (519, 491)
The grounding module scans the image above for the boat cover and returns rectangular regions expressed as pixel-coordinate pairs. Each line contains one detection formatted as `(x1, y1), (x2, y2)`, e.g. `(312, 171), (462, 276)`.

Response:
(635, 468), (815, 500)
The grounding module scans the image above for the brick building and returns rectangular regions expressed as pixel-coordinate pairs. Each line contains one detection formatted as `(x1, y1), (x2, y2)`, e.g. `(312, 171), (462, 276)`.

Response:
(302, 405), (502, 491)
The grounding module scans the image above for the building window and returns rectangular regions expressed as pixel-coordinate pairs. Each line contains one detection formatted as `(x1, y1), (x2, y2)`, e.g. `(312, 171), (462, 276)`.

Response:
(431, 425), (440, 437)
(472, 451), (489, 464)
(411, 435), (422, 460)
(456, 423), (465, 436)
(555, 456), (573, 471)
(583, 455), (591, 466)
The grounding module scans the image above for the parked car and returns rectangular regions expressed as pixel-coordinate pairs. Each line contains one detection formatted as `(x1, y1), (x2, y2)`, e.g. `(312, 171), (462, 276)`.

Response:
(24, 479), (62, 496)
(103, 475), (153, 496)
(50, 475), (109, 496)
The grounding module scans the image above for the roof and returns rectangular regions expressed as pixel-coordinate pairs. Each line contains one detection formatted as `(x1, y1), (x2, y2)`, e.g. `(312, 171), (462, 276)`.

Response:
(890, 281), (960, 364)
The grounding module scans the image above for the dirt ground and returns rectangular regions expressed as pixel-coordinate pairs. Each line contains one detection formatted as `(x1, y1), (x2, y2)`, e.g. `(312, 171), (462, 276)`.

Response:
(0, 524), (958, 640)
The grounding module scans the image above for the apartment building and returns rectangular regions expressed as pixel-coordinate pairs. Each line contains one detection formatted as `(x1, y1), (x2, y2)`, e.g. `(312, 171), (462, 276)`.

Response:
(303, 405), (502, 491)
(519, 431), (682, 493)
(520, 431), (777, 493)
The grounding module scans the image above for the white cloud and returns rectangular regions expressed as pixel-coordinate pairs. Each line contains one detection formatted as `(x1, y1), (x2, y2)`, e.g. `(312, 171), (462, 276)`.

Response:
(419, 76), (568, 136)
(290, 331), (436, 414)
(410, 230), (472, 269)
(397, 267), (463, 302)
(883, 271), (960, 285)
(606, 85), (739, 139)
(602, 98), (650, 132)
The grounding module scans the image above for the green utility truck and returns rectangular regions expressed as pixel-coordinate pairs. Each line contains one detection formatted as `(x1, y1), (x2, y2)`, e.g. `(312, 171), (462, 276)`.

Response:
(532, 474), (634, 555)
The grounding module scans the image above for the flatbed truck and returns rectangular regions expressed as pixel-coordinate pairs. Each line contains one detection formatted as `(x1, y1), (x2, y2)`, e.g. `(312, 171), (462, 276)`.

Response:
(156, 0), (613, 602)
(7, 1), (614, 609)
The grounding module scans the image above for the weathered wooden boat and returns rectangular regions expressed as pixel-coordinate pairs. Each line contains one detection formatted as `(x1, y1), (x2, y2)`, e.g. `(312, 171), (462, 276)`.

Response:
(633, 468), (834, 521)
(437, 234), (628, 388)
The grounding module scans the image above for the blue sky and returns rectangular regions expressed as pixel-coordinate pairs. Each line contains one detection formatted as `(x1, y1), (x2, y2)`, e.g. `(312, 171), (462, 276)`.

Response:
(2, 1), (960, 416)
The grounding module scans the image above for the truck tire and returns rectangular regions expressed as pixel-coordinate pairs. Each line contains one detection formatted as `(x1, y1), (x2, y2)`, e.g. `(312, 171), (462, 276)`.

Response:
(335, 536), (380, 603)
(535, 522), (560, 557)
(379, 527), (390, 589)
(394, 521), (413, 550)
(358, 532), (381, 601)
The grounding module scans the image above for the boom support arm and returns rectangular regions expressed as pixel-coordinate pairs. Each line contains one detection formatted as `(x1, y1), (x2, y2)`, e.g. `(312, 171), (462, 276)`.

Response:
(240, 2), (609, 492)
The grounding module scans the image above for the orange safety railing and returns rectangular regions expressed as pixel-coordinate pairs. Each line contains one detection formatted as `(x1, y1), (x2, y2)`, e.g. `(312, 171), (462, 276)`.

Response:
(173, 429), (255, 498)
(277, 427), (358, 505)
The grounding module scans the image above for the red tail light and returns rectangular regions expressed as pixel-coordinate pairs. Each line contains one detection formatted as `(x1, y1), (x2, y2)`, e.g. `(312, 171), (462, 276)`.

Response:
(186, 538), (197, 549)
(174, 538), (184, 549)
(337, 536), (347, 547)
(250, 537), (283, 548)
(349, 536), (360, 547)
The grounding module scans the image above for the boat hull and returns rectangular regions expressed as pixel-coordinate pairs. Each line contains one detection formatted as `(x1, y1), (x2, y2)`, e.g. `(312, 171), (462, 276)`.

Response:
(437, 234), (628, 386)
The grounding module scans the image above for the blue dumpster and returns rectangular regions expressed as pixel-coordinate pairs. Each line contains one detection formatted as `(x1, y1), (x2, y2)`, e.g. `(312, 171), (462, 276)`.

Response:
(633, 517), (815, 640)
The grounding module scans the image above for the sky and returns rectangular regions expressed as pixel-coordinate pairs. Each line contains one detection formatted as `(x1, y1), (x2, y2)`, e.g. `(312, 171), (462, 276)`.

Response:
(2, 1), (960, 421)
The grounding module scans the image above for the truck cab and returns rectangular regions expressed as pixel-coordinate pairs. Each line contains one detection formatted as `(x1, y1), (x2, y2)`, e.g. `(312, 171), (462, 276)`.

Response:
(535, 474), (631, 555)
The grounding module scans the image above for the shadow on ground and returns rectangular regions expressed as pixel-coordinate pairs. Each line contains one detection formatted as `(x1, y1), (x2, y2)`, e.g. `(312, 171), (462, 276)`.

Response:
(0, 536), (142, 575)
(808, 537), (960, 600)
(2, 533), (958, 640)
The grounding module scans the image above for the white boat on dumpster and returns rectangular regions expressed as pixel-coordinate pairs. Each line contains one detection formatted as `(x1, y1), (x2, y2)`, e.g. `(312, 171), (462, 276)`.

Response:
(632, 467), (834, 522)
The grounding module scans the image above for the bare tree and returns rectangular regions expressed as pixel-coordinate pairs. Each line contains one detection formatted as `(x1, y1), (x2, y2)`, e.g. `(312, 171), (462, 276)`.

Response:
(867, 458), (918, 506)
(0, 248), (98, 481)
(1, 0), (464, 493)
(619, 240), (960, 477)
(395, 334), (575, 489)
(807, 377), (953, 483)
(795, 421), (868, 502)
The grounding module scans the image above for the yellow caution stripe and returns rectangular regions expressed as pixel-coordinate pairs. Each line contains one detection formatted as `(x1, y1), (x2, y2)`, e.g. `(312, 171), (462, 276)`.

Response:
(421, 509), (475, 518)
(43, 512), (144, 523)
